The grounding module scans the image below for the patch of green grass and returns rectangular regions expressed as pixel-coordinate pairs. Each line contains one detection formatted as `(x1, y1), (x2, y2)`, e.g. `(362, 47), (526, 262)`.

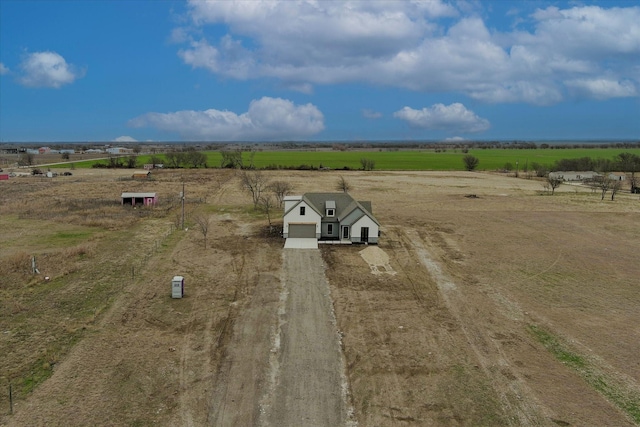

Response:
(528, 324), (640, 424)
(528, 325), (586, 369)
(54, 231), (92, 240)
(36, 229), (94, 248)
(436, 364), (508, 425)
(18, 329), (84, 397)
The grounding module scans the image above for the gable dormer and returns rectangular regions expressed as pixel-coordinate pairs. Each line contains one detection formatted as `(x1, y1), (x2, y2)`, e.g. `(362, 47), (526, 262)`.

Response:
(325, 200), (336, 217)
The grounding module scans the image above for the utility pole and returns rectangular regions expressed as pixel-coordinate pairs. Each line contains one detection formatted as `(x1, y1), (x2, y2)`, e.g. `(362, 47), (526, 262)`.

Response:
(181, 181), (185, 230)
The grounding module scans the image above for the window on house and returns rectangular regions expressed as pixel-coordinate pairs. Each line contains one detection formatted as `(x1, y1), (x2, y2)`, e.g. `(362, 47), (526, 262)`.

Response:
(300, 206), (306, 215)
(326, 208), (335, 217)
(327, 224), (333, 235)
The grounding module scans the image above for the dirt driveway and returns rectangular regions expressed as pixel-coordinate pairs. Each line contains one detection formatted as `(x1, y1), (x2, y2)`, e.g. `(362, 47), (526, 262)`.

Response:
(207, 248), (353, 427)
(260, 249), (353, 427)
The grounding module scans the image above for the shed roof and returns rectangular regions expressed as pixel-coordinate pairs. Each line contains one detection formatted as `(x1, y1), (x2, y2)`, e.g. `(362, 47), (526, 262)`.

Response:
(121, 192), (157, 198)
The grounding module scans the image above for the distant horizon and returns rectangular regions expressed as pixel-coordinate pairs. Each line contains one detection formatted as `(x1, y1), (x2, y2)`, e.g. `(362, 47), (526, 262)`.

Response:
(2, 139), (639, 146)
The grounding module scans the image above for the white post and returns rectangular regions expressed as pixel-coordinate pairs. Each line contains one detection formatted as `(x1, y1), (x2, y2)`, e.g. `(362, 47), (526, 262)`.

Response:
(181, 182), (185, 230)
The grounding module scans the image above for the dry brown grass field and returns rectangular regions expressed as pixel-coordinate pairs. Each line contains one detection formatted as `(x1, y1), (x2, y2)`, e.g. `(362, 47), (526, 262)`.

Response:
(1, 168), (638, 426)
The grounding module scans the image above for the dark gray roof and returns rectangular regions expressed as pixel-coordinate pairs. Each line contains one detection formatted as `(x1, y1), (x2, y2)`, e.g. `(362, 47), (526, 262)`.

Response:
(301, 192), (378, 226)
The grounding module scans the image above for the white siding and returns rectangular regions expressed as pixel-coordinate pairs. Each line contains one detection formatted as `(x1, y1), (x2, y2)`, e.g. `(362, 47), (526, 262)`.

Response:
(283, 195), (302, 212)
(351, 215), (379, 243)
(283, 201), (321, 238)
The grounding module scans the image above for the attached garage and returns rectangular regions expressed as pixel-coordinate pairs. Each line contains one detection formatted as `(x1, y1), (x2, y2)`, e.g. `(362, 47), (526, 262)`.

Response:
(288, 224), (316, 238)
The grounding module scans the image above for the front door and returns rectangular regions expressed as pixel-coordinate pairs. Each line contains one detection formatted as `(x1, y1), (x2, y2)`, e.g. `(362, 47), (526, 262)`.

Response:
(361, 227), (369, 243)
(342, 226), (349, 239)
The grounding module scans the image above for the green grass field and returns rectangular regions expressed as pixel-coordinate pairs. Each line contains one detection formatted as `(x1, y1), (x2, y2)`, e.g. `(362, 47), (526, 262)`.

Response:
(58, 147), (640, 171)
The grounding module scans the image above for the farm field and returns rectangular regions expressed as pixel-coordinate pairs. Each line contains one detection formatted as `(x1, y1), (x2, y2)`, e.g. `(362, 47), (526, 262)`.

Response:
(1, 168), (639, 426)
(43, 147), (640, 171)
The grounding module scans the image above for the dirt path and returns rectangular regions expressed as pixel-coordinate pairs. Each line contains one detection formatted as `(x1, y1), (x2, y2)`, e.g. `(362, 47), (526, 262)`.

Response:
(403, 228), (548, 425)
(260, 249), (353, 427)
(206, 244), (282, 426)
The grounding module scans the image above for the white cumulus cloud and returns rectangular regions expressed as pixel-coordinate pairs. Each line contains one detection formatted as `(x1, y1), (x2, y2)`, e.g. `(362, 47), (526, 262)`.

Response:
(18, 51), (84, 88)
(129, 97), (324, 141)
(393, 103), (490, 133)
(174, 2), (640, 104)
(0, 63), (9, 75)
(113, 136), (138, 142)
(564, 78), (637, 100)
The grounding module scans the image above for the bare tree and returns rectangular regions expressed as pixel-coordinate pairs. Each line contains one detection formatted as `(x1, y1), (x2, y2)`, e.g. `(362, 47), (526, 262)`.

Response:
(185, 150), (207, 168)
(547, 175), (562, 195)
(610, 178), (622, 201)
(248, 147), (258, 169)
(336, 176), (351, 193)
(360, 158), (375, 171)
(124, 155), (138, 168)
(193, 213), (212, 248)
(165, 151), (185, 168)
(463, 155), (479, 171)
(240, 170), (269, 210)
(270, 181), (294, 207)
(107, 154), (122, 168)
(18, 152), (34, 166)
(220, 150), (243, 168)
(616, 152), (640, 194)
(597, 176), (613, 200)
(259, 195), (276, 229)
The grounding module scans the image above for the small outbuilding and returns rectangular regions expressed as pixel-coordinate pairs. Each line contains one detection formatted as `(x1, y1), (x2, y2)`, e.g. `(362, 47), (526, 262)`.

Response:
(608, 172), (626, 181)
(548, 171), (600, 182)
(172, 276), (184, 298)
(132, 171), (151, 179)
(121, 192), (157, 207)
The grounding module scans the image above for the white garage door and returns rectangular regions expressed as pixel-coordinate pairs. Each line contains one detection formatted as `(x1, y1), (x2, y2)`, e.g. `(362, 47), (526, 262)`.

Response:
(288, 224), (316, 238)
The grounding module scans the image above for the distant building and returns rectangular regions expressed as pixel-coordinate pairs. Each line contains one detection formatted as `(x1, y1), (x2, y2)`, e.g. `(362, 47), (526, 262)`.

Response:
(106, 147), (132, 155)
(548, 171), (600, 182)
(608, 172), (626, 181)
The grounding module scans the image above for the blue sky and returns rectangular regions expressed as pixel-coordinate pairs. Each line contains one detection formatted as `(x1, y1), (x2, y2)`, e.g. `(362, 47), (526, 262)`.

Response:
(1, 0), (638, 142)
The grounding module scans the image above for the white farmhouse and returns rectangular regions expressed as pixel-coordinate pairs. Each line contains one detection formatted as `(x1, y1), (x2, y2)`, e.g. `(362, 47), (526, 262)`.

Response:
(283, 192), (379, 245)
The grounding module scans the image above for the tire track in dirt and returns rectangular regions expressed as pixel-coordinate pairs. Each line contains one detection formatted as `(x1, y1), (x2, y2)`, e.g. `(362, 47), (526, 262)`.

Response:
(403, 228), (551, 426)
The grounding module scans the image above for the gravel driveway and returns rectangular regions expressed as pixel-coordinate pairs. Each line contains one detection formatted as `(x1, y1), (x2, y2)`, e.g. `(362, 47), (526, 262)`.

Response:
(261, 248), (353, 427)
